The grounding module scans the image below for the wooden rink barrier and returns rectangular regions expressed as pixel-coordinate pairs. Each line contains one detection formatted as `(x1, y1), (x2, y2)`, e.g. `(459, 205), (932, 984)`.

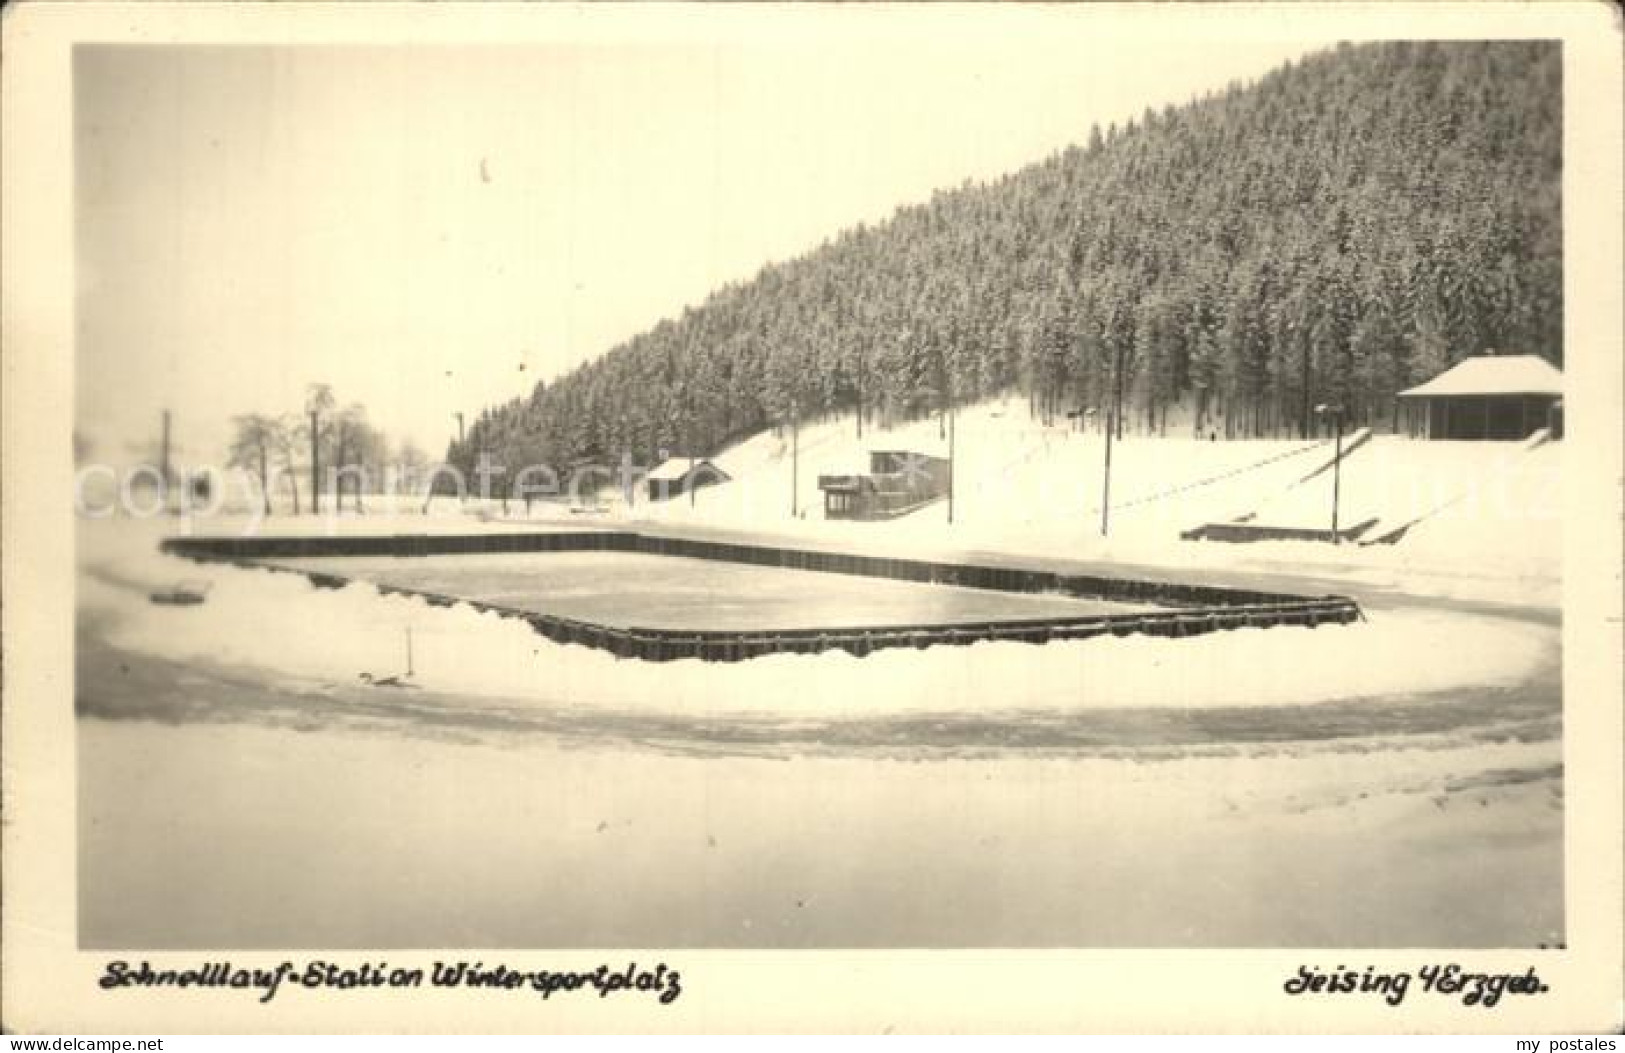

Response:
(160, 530), (1364, 663)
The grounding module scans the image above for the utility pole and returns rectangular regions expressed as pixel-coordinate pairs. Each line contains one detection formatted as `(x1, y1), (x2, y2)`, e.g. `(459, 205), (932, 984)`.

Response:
(1114, 337), (1126, 444)
(1332, 420), (1344, 540)
(1100, 405), (1115, 537)
(947, 396), (956, 525)
(159, 409), (172, 491)
(1100, 338), (1126, 537)
(790, 400), (799, 519)
(1316, 403), (1345, 543)
(1300, 343), (1313, 440)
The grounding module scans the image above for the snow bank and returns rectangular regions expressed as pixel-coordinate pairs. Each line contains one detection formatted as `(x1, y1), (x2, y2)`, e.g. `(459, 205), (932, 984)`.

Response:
(81, 520), (1550, 719)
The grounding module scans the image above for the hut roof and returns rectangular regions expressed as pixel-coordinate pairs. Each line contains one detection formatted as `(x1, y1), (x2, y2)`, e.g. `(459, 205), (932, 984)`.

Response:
(645, 457), (726, 482)
(1398, 354), (1563, 399)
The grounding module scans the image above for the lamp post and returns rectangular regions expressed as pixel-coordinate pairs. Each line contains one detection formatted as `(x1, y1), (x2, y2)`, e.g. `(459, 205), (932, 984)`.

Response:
(1315, 403), (1345, 543)
(1099, 334), (1127, 537)
(1100, 378), (1120, 536)
(159, 409), (173, 496)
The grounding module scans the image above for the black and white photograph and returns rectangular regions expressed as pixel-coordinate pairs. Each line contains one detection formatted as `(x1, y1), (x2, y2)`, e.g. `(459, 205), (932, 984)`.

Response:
(3, 0), (1621, 1035)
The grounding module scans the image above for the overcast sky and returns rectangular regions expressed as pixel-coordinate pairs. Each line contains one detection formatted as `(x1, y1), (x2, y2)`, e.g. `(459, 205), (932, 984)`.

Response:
(75, 14), (1334, 463)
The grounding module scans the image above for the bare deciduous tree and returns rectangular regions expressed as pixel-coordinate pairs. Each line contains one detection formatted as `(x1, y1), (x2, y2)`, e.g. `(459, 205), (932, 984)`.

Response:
(227, 413), (283, 515)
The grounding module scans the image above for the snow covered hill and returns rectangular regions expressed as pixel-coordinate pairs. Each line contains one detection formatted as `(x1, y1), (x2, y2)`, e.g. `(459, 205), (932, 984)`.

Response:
(603, 398), (1561, 576)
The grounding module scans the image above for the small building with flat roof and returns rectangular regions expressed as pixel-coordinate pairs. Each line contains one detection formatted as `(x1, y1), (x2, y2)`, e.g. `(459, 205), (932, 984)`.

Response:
(1397, 353), (1562, 440)
(818, 450), (950, 520)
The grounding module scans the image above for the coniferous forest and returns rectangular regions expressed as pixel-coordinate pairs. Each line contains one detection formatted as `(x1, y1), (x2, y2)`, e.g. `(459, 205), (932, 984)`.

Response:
(448, 41), (1561, 481)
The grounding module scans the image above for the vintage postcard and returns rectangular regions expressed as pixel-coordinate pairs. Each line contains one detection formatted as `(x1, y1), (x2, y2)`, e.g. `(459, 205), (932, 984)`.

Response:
(2, 1), (1620, 1034)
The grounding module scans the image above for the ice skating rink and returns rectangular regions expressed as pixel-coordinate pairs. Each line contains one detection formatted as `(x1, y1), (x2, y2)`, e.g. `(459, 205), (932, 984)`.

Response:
(262, 551), (1152, 631)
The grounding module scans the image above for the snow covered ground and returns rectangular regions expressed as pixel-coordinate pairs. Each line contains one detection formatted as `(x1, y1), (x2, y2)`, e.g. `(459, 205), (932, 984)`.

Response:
(79, 717), (1561, 949)
(71, 400), (1565, 948)
(1241, 436), (1561, 547)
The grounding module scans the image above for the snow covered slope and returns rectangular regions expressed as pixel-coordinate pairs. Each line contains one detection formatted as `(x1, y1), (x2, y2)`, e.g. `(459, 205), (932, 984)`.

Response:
(591, 400), (1561, 568)
(1227, 437), (1561, 552)
(632, 398), (1329, 540)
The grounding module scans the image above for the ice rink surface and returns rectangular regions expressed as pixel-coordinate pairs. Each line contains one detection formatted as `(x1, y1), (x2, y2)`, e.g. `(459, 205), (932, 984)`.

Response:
(260, 551), (1151, 630)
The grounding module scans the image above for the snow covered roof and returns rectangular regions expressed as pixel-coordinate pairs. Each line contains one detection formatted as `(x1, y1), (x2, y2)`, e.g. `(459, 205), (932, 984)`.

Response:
(645, 457), (725, 482)
(1398, 354), (1563, 398)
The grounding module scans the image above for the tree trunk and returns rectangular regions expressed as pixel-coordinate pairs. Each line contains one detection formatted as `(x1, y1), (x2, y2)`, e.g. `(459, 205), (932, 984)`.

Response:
(309, 410), (321, 515)
(258, 445), (271, 515)
(1300, 344), (1313, 439)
